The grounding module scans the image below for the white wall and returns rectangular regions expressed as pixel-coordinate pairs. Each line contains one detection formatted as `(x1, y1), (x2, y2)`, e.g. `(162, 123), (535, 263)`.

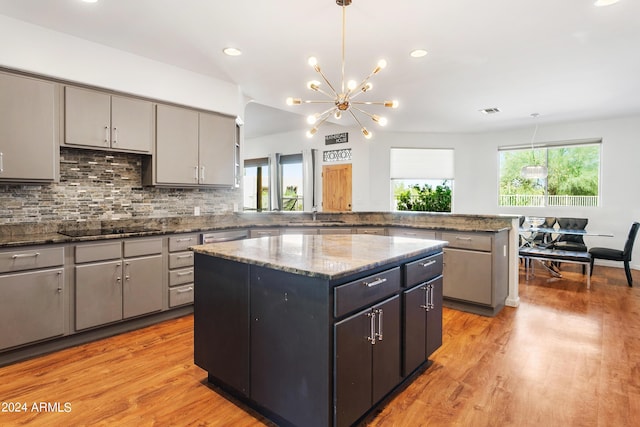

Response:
(0, 15), (243, 116)
(246, 114), (640, 270)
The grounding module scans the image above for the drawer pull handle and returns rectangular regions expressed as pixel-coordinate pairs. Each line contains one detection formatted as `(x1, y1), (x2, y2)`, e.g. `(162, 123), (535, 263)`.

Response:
(176, 238), (194, 242)
(12, 252), (40, 259)
(455, 237), (472, 241)
(177, 287), (194, 294)
(177, 271), (193, 277)
(177, 254), (193, 259)
(363, 277), (387, 288)
(420, 260), (436, 268)
(367, 311), (376, 345)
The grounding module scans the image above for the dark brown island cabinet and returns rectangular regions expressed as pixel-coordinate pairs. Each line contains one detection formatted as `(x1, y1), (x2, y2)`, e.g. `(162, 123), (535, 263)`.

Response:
(191, 234), (447, 427)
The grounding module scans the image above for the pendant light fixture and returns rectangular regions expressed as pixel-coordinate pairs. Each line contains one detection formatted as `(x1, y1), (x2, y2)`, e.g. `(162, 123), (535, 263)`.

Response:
(521, 113), (548, 179)
(286, 0), (398, 139)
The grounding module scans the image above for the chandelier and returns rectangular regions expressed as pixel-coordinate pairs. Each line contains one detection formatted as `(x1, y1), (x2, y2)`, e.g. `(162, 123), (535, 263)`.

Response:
(286, 0), (398, 139)
(521, 113), (548, 179)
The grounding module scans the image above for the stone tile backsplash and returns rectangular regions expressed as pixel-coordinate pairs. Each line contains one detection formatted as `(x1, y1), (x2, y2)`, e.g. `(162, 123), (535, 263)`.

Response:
(0, 148), (242, 224)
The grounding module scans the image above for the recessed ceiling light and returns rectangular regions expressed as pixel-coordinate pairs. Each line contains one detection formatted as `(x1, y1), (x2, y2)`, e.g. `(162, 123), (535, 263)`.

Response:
(410, 49), (428, 58)
(594, 0), (620, 6)
(480, 107), (501, 115)
(223, 47), (242, 57)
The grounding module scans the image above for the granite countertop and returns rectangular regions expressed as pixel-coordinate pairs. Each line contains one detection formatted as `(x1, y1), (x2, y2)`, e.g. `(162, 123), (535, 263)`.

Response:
(190, 234), (448, 280)
(0, 212), (518, 249)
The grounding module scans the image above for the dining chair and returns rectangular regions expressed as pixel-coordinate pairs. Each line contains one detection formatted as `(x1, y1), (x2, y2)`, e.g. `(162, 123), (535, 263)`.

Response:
(532, 217), (557, 248)
(589, 222), (639, 287)
(553, 217), (588, 252)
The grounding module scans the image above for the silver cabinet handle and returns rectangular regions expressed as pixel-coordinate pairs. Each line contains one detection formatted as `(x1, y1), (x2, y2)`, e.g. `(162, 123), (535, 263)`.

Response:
(200, 165), (206, 182)
(455, 236), (472, 241)
(420, 260), (436, 268)
(112, 127), (118, 144)
(104, 126), (109, 143)
(12, 252), (40, 259)
(57, 270), (63, 293)
(0, 152), (3, 173)
(367, 311), (376, 345)
(177, 271), (193, 277)
(177, 287), (194, 294)
(376, 308), (383, 341)
(194, 166), (198, 181)
(177, 253), (193, 259)
(430, 285), (435, 310)
(420, 285), (429, 309)
(176, 237), (194, 242)
(363, 277), (387, 288)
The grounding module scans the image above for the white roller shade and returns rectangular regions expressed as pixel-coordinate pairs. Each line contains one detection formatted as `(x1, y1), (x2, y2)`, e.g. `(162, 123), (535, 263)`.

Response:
(390, 148), (454, 179)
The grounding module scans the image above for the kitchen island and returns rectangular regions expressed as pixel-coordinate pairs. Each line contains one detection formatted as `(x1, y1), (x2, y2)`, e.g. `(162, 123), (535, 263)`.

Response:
(191, 234), (448, 427)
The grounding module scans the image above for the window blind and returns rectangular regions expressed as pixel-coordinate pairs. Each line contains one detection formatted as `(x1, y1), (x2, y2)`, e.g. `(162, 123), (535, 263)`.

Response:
(390, 148), (454, 179)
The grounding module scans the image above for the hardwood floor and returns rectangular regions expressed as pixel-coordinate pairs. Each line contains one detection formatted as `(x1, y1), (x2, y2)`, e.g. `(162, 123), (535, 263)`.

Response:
(1, 264), (638, 427)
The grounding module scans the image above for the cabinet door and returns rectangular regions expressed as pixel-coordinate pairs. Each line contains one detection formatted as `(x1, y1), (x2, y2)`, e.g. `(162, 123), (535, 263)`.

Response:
(426, 276), (443, 357)
(0, 72), (57, 181)
(111, 95), (153, 153)
(155, 104), (199, 184)
(371, 295), (401, 403)
(0, 268), (64, 350)
(75, 260), (123, 330)
(403, 284), (427, 375)
(335, 307), (373, 427)
(443, 248), (492, 305)
(65, 86), (111, 148)
(199, 112), (236, 186)
(123, 255), (163, 319)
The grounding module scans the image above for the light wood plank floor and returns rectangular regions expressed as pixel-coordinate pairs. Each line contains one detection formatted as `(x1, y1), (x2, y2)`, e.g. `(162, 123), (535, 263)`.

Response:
(1, 264), (638, 427)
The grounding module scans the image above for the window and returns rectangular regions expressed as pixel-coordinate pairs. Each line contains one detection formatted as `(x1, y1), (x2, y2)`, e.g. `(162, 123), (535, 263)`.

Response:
(498, 141), (600, 207)
(243, 157), (269, 211)
(390, 148), (454, 212)
(279, 154), (303, 211)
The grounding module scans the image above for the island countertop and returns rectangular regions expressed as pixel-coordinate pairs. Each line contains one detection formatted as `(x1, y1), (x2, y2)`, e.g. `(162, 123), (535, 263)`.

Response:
(190, 234), (448, 280)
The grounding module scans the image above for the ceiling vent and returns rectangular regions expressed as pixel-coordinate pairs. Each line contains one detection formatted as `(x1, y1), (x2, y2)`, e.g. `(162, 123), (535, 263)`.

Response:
(480, 107), (501, 114)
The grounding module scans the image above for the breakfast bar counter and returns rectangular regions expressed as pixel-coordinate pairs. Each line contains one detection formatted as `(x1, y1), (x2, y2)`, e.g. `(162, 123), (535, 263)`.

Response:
(191, 234), (448, 427)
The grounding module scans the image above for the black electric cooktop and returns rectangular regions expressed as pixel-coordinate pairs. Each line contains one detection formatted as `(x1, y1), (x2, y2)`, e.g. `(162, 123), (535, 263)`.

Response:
(58, 227), (160, 238)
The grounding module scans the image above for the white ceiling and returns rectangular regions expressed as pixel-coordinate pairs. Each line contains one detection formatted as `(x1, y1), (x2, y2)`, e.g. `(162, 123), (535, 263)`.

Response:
(1, 0), (639, 138)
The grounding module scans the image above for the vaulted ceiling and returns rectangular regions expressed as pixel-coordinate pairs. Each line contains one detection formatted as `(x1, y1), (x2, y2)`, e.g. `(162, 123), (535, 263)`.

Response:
(1, 0), (639, 138)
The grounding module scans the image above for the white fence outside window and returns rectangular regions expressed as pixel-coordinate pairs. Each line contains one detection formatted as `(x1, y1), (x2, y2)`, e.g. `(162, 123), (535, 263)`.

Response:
(499, 195), (598, 207)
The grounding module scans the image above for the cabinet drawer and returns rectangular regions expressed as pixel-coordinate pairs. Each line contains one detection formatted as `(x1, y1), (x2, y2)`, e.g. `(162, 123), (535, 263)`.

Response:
(404, 252), (443, 287)
(334, 267), (400, 318)
(124, 238), (162, 258)
(169, 267), (194, 287)
(169, 251), (194, 269)
(169, 234), (199, 252)
(75, 241), (122, 263)
(441, 231), (492, 251)
(387, 227), (436, 240)
(0, 246), (64, 273)
(169, 284), (194, 307)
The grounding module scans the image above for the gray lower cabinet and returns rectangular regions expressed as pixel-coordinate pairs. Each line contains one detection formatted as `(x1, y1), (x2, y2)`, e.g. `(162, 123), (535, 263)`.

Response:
(0, 268), (65, 350)
(442, 230), (508, 315)
(168, 234), (198, 308)
(75, 238), (162, 331)
(0, 71), (58, 182)
(0, 245), (65, 351)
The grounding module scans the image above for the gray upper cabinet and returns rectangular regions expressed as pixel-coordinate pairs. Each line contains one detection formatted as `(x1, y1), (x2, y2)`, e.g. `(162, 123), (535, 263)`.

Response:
(64, 86), (153, 153)
(151, 104), (237, 187)
(199, 112), (237, 186)
(154, 104), (199, 185)
(0, 71), (58, 182)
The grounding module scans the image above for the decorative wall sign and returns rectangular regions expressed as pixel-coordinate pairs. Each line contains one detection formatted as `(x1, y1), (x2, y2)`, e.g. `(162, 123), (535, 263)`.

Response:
(325, 132), (349, 145)
(323, 148), (352, 162)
